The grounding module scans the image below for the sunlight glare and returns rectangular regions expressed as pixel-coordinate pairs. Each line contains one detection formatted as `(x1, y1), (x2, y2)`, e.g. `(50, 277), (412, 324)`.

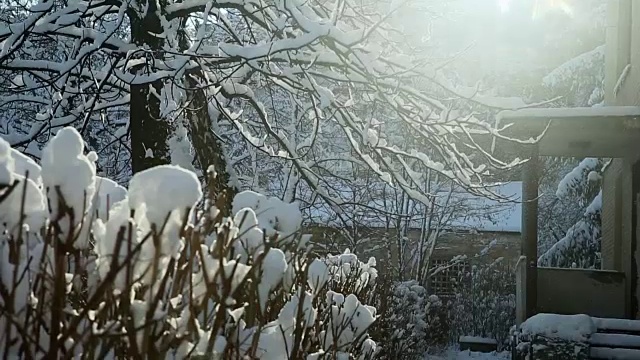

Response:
(532, 0), (574, 19)
(497, 0), (511, 14)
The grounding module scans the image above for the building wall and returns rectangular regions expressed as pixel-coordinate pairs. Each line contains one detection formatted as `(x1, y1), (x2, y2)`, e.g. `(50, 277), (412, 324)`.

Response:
(307, 226), (521, 275)
(537, 267), (626, 318)
(431, 231), (520, 263)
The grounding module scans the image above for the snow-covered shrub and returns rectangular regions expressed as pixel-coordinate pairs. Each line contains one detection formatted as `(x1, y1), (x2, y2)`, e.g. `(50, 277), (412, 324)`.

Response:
(387, 281), (429, 358)
(538, 192), (602, 269)
(446, 258), (515, 349)
(371, 280), (446, 359)
(541, 45), (605, 107)
(538, 158), (604, 269)
(0, 127), (380, 359)
(515, 314), (593, 360)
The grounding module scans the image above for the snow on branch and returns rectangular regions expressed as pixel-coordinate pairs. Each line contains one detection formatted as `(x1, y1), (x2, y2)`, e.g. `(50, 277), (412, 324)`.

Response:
(0, 0), (527, 219)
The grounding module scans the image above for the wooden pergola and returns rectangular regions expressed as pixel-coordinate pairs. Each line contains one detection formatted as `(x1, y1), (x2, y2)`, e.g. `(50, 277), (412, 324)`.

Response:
(495, 106), (640, 320)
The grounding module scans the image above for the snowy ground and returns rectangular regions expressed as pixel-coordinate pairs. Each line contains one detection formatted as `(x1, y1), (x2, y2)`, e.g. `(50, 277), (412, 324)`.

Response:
(427, 349), (510, 360)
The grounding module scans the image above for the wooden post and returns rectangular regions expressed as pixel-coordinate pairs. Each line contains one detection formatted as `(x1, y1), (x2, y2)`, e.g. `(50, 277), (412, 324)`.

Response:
(522, 147), (539, 319)
(515, 256), (527, 325)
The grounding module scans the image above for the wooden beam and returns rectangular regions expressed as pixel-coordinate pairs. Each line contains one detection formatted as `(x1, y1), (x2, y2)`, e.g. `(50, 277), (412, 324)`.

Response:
(522, 147), (539, 319)
(495, 107), (640, 158)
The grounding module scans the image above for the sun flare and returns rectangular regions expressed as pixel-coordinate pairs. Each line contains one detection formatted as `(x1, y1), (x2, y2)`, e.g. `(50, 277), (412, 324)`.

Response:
(533, 0), (574, 19)
(497, 0), (511, 13)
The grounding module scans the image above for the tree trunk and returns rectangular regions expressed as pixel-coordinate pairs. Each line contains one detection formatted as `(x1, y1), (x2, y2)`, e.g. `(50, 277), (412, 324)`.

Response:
(128, 0), (171, 173)
(184, 72), (236, 215)
(178, 25), (236, 215)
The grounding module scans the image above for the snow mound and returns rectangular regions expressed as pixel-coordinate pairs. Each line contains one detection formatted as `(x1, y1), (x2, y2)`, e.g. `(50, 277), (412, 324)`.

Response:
(521, 313), (595, 342)
(232, 190), (302, 236)
(41, 127), (97, 248)
(94, 176), (127, 221)
(0, 137), (46, 234)
(128, 164), (202, 226)
(10, 148), (42, 185)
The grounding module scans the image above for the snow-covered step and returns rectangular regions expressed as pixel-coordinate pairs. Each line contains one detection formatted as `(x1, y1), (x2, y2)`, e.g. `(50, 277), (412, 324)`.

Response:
(590, 333), (640, 349)
(590, 318), (640, 359)
(593, 318), (640, 335)
(590, 347), (640, 360)
(458, 336), (498, 353)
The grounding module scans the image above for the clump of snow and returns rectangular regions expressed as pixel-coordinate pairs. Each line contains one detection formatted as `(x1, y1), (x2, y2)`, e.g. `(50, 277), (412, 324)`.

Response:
(235, 289), (317, 360)
(556, 158), (599, 199)
(232, 190), (302, 237)
(587, 170), (601, 182)
(10, 148), (42, 185)
(190, 244), (251, 305)
(168, 124), (196, 172)
(321, 293), (376, 350)
(0, 139), (14, 185)
(93, 176), (127, 221)
(585, 190), (602, 216)
(323, 250), (378, 292)
(92, 200), (138, 289)
(521, 313), (595, 342)
(0, 138), (46, 234)
(257, 248), (287, 311)
(232, 207), (265, 261)
(41, 127), (96, 245)
(128, 164), (202, 228)
(614, 64), (631, 97)
(94, 165), (203, 290)
(1, 174), (46, 235)
(307, 258), (330, 294)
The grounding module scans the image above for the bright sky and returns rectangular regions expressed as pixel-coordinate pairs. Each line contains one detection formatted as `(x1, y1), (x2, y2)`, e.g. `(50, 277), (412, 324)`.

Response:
(497, 0), (574, 18)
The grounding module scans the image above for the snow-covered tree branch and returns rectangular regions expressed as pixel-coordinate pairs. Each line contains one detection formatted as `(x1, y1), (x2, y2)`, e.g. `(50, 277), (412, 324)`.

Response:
(0, 0), (526, 218)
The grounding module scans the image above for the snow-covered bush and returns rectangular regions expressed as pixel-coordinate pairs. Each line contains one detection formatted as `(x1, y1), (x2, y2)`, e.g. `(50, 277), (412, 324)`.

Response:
(371, 280), (446, 359)
(541, 45), (605, 107)
(0, 127), (379, 359)
(446, 258), (515, 349)
(538, 158), (604, 269)
(386, 281), (429, 358)
(515, 314), (593, 360)
(538, 192), (602, 269)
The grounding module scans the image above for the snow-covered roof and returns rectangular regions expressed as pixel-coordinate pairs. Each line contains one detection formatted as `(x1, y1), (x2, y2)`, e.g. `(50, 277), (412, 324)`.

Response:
(447, 182), (521, 233)
(497, 106), (640, 121)
(305, 182), (523, 233)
